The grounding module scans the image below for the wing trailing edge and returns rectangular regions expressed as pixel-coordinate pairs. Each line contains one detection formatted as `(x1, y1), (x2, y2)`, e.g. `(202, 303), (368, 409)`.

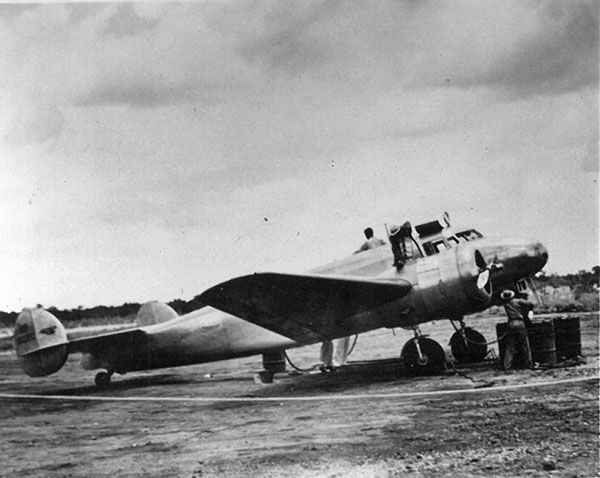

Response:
(199, 272), (412, 343)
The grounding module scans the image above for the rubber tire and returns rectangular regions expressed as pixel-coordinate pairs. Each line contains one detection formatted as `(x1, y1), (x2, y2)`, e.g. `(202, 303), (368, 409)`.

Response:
(257, 371), (274, 384)
(450, 327), (487, 363)
(95, 371), (111, 388)
(401, 337), (446, 375)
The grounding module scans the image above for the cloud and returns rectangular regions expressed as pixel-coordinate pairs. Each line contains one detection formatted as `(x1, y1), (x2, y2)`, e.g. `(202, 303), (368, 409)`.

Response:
(75, 81), (199, 108)
(66, 3), (107, 25)
(429, 1), (599, 97)
(237, 1), (340, 74)
(0, 4), (38, 19)
(581, 142), (599, 173)
(0, 1), (597, 310)
(3, 103), (65, 146)
(66, 4), (252, 109)
(103, 3), (161, 38)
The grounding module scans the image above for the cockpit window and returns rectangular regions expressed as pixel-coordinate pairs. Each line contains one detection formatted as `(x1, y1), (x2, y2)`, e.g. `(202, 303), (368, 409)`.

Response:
(456, 229), (483, 241)
(448, 236), (460, 245)
(433, 239), (450, 253)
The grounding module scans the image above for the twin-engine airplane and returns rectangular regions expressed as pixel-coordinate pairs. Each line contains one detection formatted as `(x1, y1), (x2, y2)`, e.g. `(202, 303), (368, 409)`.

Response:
(14, 215), (548, 387)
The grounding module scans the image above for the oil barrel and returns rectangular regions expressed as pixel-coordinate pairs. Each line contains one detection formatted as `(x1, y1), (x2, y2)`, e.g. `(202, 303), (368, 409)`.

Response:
(527, 320), (557, 364)
(553, 315), (582, 360)
(262, 351), (286, 373)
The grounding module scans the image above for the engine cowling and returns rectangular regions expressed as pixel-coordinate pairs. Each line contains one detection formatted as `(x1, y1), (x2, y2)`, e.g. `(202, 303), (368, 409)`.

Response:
(13, 308), (69, 377)
(414, 243), (492, 320)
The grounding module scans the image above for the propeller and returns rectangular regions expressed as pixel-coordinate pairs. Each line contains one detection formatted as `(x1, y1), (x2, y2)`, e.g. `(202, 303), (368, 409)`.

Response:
(461, 247), (496, 308)
(474, 249), (502, 293)
(476, 269), (490, 290)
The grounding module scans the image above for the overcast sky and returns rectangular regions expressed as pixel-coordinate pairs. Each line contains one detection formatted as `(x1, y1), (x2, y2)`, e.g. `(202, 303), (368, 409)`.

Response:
(0, 0), (598, 311)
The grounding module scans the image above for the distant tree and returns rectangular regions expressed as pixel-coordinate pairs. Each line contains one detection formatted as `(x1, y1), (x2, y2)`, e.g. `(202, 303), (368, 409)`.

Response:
(592, 266), (600, 287)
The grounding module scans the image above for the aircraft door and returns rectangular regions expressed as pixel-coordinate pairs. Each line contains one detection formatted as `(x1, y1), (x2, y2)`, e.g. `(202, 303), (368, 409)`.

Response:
(416, 255), (444, 317)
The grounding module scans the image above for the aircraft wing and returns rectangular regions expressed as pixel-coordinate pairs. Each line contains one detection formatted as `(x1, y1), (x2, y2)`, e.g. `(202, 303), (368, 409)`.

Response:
(66, 328), (147, 355)
(199, 273), (412, 343)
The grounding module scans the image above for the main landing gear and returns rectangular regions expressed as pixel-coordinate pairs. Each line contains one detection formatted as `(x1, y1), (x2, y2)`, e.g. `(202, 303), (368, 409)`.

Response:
(401, 328), (446, 375)
(254, 351), (286, 384)
(94, 370), (114, 388)
(449, 319), (487, 363)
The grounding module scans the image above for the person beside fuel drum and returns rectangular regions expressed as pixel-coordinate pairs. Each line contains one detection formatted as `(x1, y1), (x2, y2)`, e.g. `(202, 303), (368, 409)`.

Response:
(501, 289), (534, 370)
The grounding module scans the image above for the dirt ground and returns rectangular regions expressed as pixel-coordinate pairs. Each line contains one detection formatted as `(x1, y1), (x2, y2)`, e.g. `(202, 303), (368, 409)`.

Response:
(0, 313), (598, 477)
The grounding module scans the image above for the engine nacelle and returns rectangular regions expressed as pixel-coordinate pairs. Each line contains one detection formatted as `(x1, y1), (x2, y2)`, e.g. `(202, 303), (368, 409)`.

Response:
(13, 308), (69, 377)
(414, 243), (492, 321)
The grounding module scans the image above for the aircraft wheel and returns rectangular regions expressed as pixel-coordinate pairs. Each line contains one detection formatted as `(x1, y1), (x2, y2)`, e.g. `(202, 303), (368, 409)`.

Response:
(253, 370), (274, 384)
(450, 327), (487, 363)
(401, 338), (446, 375)
(95, 371), (112, 388)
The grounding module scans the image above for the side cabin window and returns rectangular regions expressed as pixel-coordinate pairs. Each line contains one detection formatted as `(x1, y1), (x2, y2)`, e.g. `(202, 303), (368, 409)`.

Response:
(422, 229), (483, 256)
(433, 239), (450, 253)
(423, 238), (452, 255)
(423, 242), (436, 256)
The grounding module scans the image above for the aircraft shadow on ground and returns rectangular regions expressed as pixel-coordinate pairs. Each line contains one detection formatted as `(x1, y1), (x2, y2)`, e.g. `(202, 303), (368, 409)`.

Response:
(44, 373), (193, 395)
(37, 360), (451, 397)
(43, 370), (261, 396)
(260, 360), (421, 396)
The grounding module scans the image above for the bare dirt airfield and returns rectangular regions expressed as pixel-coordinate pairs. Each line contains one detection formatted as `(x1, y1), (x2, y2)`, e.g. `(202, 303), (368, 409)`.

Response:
(0, 313), (598, 477)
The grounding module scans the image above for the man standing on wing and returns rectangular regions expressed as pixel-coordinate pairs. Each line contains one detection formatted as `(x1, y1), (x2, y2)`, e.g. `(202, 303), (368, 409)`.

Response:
(321, 227), (385, 371)
(354, 227), (386, 254)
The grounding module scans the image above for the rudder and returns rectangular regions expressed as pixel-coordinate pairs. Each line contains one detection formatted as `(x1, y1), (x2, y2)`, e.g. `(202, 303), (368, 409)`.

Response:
(13, 308), (69, 377)
(135, 301), (178, 326)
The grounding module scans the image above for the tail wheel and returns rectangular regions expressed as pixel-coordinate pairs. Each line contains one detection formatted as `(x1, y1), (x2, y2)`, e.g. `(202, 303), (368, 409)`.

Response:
(401, 337), (446, 375)
(450, 327), (487, 363)
(94, 371), (112, 388)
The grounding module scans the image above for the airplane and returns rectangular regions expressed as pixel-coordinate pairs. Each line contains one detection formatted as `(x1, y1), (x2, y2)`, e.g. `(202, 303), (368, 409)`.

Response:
(13, 213), (548, 387)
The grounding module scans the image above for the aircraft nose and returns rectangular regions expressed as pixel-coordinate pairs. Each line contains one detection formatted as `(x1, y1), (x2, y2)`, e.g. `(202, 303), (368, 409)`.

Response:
(511, 238), (549, 276)
(476, 237), (549, 283)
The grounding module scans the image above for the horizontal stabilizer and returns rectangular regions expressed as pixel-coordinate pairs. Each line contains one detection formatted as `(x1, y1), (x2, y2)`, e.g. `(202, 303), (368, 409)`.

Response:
(67, 328), (147, 355)
(20, 343), (68, 357)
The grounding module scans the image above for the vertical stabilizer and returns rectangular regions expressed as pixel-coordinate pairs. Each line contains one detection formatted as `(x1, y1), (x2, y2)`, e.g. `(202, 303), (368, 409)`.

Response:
(13, 308), (69, 377)
(135, 301), (178, 326)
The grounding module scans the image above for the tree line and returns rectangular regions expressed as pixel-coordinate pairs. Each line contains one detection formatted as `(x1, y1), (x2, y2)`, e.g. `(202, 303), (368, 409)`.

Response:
(0, 295), (204, 328)
(534, 266), (599, 291)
